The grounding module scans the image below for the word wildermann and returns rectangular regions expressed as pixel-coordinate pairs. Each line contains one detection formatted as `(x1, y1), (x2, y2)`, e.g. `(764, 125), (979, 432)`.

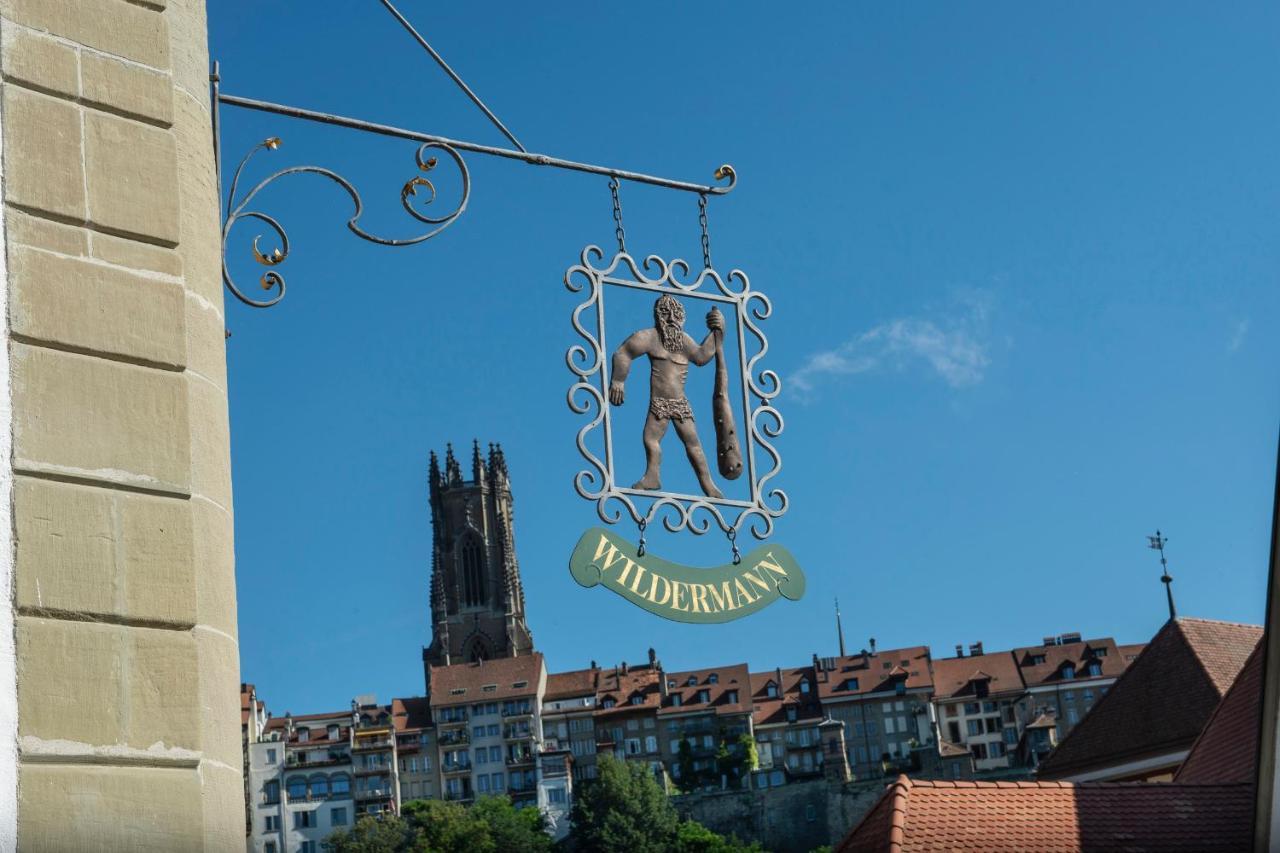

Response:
(591, 534), (790, 614)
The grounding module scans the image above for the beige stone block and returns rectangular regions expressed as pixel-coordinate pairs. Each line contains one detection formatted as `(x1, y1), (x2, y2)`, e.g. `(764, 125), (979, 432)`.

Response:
(172, 89), (222, 306)
(81, 50), (174, 126)
(2, 84), (85, 220)
(11, 343), (192, 494)
(128, 626), (199, 751)
(121, 492), (196, 626)
(167, 0), (209, 105)
(91, 231), (183, 276)
(13, 476), (116, 614)
(201, 761), (247, 852)
(1, 0), (170, 68)
(85, 110), (180, 245)
(1, 24), (79, 98)
(195, 627), (241, 768)
(191, 498), (237, 638)
(16, 616), (123, 744)
(5, 209), (89, 256)
(184, 292), (227, 390)
(9, 244), (186, 368)
(187, 373), (232, 509)
(19, 764), (203, 852)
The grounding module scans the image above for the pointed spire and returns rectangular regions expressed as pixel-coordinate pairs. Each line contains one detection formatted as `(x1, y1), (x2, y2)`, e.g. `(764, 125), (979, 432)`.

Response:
(429, 451), (441, 496)
(1147, 530), (1177, 620)
(472, 439), (485, 483)
(835, 597), (846, 657)
(445, 442), (462, 486)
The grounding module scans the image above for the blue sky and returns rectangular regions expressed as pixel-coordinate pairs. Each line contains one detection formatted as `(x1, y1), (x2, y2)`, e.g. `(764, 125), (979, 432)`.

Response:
(209, 2), (1280, 715)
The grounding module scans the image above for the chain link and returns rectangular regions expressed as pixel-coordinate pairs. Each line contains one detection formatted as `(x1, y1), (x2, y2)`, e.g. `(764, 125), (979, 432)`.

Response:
(637, 518), (647, 558)
(609, 177), (627, 255)
(698, 194), (712, 270)
(727, 525), (740, 565)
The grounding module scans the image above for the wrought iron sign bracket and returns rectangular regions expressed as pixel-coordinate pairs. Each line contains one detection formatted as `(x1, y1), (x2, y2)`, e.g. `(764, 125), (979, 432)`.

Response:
(210, 0), (736, 308)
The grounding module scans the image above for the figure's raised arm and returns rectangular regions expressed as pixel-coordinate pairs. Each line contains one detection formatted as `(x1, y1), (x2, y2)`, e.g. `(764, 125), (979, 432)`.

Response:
(687, 308), (725, 366)
(609, 331), (650, 405)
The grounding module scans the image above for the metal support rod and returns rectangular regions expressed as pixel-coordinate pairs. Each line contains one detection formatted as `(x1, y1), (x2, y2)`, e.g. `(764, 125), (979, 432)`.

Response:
(216, 93), (736, 196)
(378, 0), (526, 152)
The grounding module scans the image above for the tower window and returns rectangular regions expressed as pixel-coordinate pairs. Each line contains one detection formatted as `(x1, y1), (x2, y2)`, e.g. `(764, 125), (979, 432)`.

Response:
(460, 535), (487, 607)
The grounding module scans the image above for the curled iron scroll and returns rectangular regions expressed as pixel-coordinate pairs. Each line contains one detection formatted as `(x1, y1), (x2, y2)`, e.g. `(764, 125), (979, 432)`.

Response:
(221, 137), (470, 308)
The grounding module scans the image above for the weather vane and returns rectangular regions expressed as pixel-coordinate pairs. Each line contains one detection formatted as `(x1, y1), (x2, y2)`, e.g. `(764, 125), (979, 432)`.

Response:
(1147, 529), (1177, 620)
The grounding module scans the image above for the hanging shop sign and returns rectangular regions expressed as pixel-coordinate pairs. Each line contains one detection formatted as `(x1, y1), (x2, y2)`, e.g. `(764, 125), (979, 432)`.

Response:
(568, 527), (804, 624)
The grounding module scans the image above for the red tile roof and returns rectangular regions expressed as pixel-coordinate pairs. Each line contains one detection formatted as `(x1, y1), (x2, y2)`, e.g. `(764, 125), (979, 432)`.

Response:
(750, 666), (823, 727)
(1038, 618), (1261, 779)
(594, 663), (663, 718)
(837, 776), (1253, 852)
(660, 664), (752, 717)
(817, 647), (933, 701)
(546, 667), (599, 701)
(1013, 637), (1128, 686)
(428, 652), (545, 707)
(1176, 639), (1264, 785)
(391, 696), (433, 732)
(931, 651), (1024, 700)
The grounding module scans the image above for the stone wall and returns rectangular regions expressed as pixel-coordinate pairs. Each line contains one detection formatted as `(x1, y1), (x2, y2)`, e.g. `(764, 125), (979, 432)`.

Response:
(0, 0), (241, 848)
(674, 778), (885, 852)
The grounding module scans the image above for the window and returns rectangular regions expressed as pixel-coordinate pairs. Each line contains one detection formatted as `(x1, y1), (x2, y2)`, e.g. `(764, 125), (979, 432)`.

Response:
(982, 701), (997, 713)
(766, 681), (778, 698)
(645, 735), (658, 753)
(884, 717), (896, 735)
(984, 718), (1001, 734)
(1086, 661), (1103, 677)
(602, 698), (616, 709)
(971, 743), (988, 760)
(331, 807), (348, 826)
(630, 695), (643, 706)
(686, 676), (698, 686)
(309, 776), (329, 798)
(476, 748), (487, 765)
(293, 811), (316, 829)
(297, 727), (310, 743)
(265, 844), (277, 853)
(1084, 689), (1095, 702)
(966, 720), (981, 737)
(708, 674), (719, 684)
(882, 702), (892, 713)
(1003, 727), (1018, 745)
(799, 679), (811, 694)
(287, 777), (307, 800)
(492, 773), (505, 791)
(988, 742), (1005, 758)
(895, 681), (907, 696)
(549, 787), (566, 804)
(478, 775), (490, 793)
(327, 724), (339, 740)
(786, 707), (798, 723)
(947, 721), (961, 742)
(865, 721), (878, 736)
(899, 717), (909, 735)
(670, 694), (682, 707)
(963, 702), (980, 715)
(1030, 654), (1046, 665)
(726, 689), (739, 704)
(300, 843), (317, 853)
(490, 746), (501, 762)
(265, 748), (277, 764)
(331, 775), (350, 796)
(460, 534), (487, 607)
(697, 690), (710, 704)
(264, 815), (280, 832)
(1067, 708), (1079, 724)
(626, 738), (641, 755)
(626, 718), (639, 732)
(1060, 664), (1076, 680)
(805, 804), (817, 823)
(1093, 647), (1108, 657)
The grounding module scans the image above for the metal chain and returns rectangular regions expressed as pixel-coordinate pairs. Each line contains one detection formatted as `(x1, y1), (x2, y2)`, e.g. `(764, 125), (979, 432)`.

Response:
(637, 518), (647, 558)
(698, 194), (712, 270)
(609, 177), (627, 255)
(727, 525), (740, 565)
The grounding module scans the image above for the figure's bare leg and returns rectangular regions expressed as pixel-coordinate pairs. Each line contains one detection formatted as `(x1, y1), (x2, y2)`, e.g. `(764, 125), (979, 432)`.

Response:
(633, 412), (668, 490)
(672, 418), (723, 499)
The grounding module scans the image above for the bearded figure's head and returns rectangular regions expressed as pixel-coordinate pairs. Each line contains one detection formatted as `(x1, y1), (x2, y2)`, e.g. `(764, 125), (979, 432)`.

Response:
(653, 294), (686, 353)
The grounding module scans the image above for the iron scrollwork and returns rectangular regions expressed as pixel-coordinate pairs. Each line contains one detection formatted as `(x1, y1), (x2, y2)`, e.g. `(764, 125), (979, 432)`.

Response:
(565, 247), (787, 540)
(220, 136), (470, 307)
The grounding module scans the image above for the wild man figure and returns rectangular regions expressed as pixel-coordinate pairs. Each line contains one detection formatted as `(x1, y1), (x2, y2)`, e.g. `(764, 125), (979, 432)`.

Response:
(609, 294), (729, 498)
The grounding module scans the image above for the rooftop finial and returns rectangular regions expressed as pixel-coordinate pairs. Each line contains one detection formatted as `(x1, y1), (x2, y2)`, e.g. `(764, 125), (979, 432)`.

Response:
(835, 597), (846, 657)
(472, 438), (484, 483)
(1147, 529), (1177, 620)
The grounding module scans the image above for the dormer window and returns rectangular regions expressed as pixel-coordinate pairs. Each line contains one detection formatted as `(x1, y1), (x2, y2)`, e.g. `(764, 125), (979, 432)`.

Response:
(671, 694), (682, 707)
(667, 679), (676, 688)
(839, 678), (858, 692)
(1060, 664), (1076, 680)
(1085, 661), (1102, 677)
(686, 676), (698, 687)
(726, 689), (738, 705)
(786, 706), (798, 722)
(765, 681), (779, 698)
(708, 674), (719, 684)
(602, 698), (616, 709)
(630, 695), (644, 706)
(297, 727), (310, 742)
(973, 680), (989, 699)
(799, 679), (811, 695)
(895, 680), (907, 696)
(1029, 654), (1046, 666)
(327, 725), (339, 740)
(697, 689), (710, 704)
(1092, 647), (1108, 657)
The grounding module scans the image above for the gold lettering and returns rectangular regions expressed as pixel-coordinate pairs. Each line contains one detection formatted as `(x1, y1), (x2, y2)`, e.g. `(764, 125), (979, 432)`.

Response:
(689, 583), (711, 613)
(755, 553), (789, 582)
(628, 564), (648, 594)
(733, 577), (757, 607)
(706, 581), (737, 611)
(742, 569), (773, 594)
(647, 573), (672, 606)
(592, 535), (630, 575)
(671, 581), (689, 611)
(615, 558), (637, 588)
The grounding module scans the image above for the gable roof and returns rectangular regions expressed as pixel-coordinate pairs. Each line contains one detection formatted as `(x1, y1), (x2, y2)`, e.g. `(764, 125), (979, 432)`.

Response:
(837, 776), (1253, 852)
(932, 651), (1024, 700)
(660, 663), (751, 716)
(750, 666), (822, 727)
(1176, 638), (1264, 785)
(428, 652), (545, 707)
(545, 667), (599, 701)
(595, 662), (662, 718)
(817, 647), (933, 701)
(1037, 618), (1261, 779)
(1013, 637), (1127, 686)
(391, 696), (433, 731)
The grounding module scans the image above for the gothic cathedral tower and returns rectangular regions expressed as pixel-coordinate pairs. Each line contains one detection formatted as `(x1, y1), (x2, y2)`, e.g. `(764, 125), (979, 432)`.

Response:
(423, 441), (534, 689)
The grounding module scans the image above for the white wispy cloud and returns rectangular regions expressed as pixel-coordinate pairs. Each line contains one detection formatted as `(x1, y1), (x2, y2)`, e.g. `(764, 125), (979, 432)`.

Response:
(1229, 319), (1249, 352)
(790, 294), (992, 398)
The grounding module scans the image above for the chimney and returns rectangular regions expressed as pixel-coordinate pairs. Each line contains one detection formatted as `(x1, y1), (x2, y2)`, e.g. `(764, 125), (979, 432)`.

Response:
(776, 666), (783, 691)
(621, 661), (628, 675)
(955, 644), (965, 658)
(869, 637), (877, 654)
(812, 653), (820, 671)
(969, 641), (984, 656)
(590, 660), (598, 670)
(648, 648), (657, 668)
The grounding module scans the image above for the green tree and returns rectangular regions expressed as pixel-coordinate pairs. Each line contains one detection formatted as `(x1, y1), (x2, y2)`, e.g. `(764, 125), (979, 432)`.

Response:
(673, 820), (764, 853)
(401, 798), (491, 852)
(567, 755), (680, 852)
(676, 739), (698, 793)
(470, 796), (552, 853)
(323, 815), (416, 853)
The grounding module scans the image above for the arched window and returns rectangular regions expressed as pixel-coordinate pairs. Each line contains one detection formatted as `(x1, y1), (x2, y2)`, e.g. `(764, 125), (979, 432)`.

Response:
(460, 535), (487, 607)
(287, 776), (307, 800)
(331, 774), (351, 796)
(309, 775), (329, 798)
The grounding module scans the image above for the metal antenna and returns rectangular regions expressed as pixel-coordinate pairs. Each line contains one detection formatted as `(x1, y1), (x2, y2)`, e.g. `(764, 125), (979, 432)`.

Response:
(835, 597), (846, 658)
(1147, 530), (1177, 620)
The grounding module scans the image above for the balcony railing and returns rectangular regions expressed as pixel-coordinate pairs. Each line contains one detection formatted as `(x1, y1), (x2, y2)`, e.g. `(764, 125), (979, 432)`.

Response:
(439, 731), (471, 746)
(354, 788), (394, 800)
(354, 764), (393, 776)
(443, 790), (474, 802)
(438, 714), (469, 727)
(501, 706), (534, 718)
(506, 753), (534, 766)
(503, 728), (534, 741)
(442, 762), (473, 775)
(288, 752), (349, 768)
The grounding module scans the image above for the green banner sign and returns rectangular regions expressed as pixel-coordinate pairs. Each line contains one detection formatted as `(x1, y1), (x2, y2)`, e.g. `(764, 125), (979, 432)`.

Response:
(568, 527), (806, 623)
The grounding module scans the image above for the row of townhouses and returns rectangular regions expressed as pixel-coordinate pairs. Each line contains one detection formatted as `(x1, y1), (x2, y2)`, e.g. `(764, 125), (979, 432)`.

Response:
(240, 443), (1146, 851)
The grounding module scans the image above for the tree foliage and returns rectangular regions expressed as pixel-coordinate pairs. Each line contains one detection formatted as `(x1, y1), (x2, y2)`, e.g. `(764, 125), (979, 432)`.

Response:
(322, 796), (550, 853)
